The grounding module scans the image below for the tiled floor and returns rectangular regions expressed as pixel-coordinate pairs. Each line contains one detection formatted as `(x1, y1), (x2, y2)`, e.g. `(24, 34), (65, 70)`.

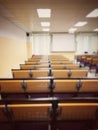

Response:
(86, 68), (98, 78)
(88, 70), (96, 78)
(81, 65), (98, 78)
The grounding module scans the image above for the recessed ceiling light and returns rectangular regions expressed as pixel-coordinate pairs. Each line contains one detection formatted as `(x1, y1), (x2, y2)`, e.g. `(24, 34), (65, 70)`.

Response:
(86, 9), (98, 18)
(37, 9), (51, 18)
(41, 22), (50, 27)
(94, 28), (98, 31)
(42, 28), (50, 31)
(68, 28), (77, 33)
(75, 21), (87, 27)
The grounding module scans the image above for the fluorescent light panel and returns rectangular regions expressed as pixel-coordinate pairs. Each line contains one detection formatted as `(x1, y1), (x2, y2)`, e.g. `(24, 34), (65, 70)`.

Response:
(41, 22), (50, 27)
(68, 28), (77, 33)
(42, 28), (50, 31)
(94, 28), (98, 31)
(37, 9), (51, 18)
(86, 9), (98, 18)
(75, 21), (87, 27)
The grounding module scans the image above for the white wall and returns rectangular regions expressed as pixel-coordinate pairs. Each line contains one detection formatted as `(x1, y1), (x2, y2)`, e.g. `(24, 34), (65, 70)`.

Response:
(32, 32), (98, 60)
(76, 33), (98, 54)
(52, 33), (75, 52)
(32, 34), (50, 55)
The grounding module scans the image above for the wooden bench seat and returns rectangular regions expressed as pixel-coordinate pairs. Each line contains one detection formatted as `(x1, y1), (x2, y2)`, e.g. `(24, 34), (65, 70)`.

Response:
(8, 103), (98, 121)
(58, 103), (98, 120)
(0, 79), (50, 94)
(53, 80), (78, 92)
(8, 103), (51, 121)
(25, 61), (38, 65)
(52, 69), (88, 78)
(12, 70), (49, 78)
(79, 80), (98, 92)
(25, 61), (49, 65)
(51, 61), (72, 64)
(51, 63), (73, 66)
(51, 64), (79, 69)
(0, 80), (23, 93)
(28, 59), (40, 62)
(25, 80), (50, 93)
(53, 79), (98, 94)
(0, 98), (98, 122)
(20, 64), (49, 69)
(92, 58), (98, 65)
(0, 79), (98, 98)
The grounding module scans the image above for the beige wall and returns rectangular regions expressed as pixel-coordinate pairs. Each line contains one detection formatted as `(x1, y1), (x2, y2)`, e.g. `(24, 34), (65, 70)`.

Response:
(0, 37), (27, 78)
(51, 52), (75, 61)
(26, 39), (32, 59)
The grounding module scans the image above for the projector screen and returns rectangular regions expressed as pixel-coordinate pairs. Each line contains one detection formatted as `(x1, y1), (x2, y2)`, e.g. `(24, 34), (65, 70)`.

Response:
(52, 34), (75, 52)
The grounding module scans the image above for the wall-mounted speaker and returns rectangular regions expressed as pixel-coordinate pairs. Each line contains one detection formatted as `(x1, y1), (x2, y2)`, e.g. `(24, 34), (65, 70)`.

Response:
(26, 32), (29, 37)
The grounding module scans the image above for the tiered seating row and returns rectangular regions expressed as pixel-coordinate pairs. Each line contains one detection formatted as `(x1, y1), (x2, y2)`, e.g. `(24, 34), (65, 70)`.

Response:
(0, 78), (98, 98)
(76, 54), (98, 70)
(12, 69), (88, 78)
(20, 64), (80, 69)
(0, 55), (98, 130)
(0, 97), (98, 122)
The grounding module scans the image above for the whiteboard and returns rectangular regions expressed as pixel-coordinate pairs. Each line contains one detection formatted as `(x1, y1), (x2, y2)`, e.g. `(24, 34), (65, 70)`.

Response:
(52, 34), (75, 52)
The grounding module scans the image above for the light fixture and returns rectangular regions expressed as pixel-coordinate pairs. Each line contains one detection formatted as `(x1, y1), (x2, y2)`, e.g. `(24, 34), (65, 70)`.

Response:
(94, 28), (98, 31)
(42, 28), (50, 31)
(68, 28), (77, 33)
(86, 9), (98, 18)
(37, 9), (51, 18)
(41, 22), (50, 27)
(74, 21), (87, 27)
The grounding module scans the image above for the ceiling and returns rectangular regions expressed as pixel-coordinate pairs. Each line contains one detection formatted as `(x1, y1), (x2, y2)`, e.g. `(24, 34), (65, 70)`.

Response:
(0, 0), (98, 33)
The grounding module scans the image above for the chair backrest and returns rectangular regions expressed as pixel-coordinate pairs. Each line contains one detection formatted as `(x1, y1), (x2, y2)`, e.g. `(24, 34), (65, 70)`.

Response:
(35, 65), (49, 69)
(1, 79), (98, 95)
(20, 64), (35, 69)
(92, 58), (98, 64)
(70, 70), (88, 78)
(26, 61), (49, 66)
(52, 70), (68, 78)
(80, 80), (98, 92)
(65, 64), (79, 69)
(51, 64), (79, 69)
(28, 59), (40, 62)
(8, 103), (51, 121)
(25, 80), (50, 93)
(20, 64), (49, 69)
(0, 79), (50, 99)
(12, 70), (49, 78)
(51, 61), (72, 64)
(52, 69), (88, 78)
(37, 61), (49, 64)
(58, 103), (98, 120)
(53, 80), (78, 92)
(51, 65), (65, 69)
(25, 61), (37, 65)
(81, 56), (86, 60)
(60, 61), (72, 64)
(53, 79), (98, 93)
(86, 57), (92, 62)
(0, 80), (23, 93)
(12, 70), (31, 78)
(31, 70), (49, 77)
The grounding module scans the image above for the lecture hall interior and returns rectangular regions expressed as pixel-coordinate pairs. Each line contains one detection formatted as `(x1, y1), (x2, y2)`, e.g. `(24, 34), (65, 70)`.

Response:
(0, 0), (98, 130)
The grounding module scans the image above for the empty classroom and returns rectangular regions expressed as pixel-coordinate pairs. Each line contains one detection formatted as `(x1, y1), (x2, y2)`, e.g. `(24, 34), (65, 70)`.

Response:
(0, 0), (98, 130)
